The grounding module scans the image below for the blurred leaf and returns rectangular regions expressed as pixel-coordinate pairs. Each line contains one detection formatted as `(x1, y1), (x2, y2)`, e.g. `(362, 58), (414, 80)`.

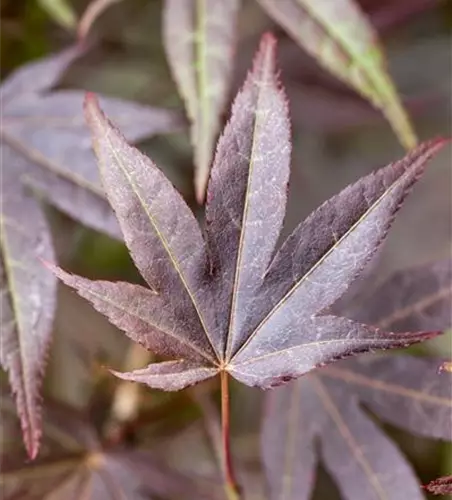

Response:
(263, 356), (451, 500)
(257, 0), (417, 149)
(0, 45), (183, 458)
(0, 395), (217, 500)
(163, 0), (240, 202)
(341, 258), (452, 331)
(262, 260), (452, 500)
(38, 0), (77, 30)
(0, 1), (50, 74)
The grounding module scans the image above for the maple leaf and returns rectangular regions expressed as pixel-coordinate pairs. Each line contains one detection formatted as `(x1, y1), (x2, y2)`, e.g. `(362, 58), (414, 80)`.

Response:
(262, 258), (452, 500)
(162, 0), (240, 202)
(0, 394), (218, 500)
(50, 34), (446, 395)
(0, 45), (183, 458)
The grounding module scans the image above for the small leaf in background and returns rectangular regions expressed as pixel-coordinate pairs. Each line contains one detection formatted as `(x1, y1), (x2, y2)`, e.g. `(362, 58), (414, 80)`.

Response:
(424, 475), (452, 496)
(257, 0), (417, 149)
(262, 259), (452, 500)
(52, 35), (446, 396)
(38, 0), (77, 31)
(78, 0), (123, 40)
(0, 45), (183, 458)
(163, 0), (240, 202)
(342, 258), (452, 331)
(0, 395), (217, 500)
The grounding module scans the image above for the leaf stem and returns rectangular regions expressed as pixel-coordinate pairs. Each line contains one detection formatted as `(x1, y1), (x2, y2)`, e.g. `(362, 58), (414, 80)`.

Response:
(220, 370), (240, 500)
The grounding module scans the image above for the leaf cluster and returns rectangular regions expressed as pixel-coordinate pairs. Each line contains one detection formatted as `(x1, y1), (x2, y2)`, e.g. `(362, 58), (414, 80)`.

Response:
(0, 42), (182, 458)
(0, 1), (451, 498)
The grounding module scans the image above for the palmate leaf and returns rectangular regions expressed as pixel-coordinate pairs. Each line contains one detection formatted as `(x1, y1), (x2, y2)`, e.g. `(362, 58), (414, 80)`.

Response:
(256, 0), (417, 150)
(51, 34), (446, 396)
(0, 45), (183, 458)
(163, 0), (240, 202)
(262, 259), (452, 500)
(0, 395), (216, 500)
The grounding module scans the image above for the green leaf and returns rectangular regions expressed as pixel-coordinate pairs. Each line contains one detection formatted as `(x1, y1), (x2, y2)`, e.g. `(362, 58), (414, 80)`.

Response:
(38, 0), (77, 30)
(257, 0), (417, 149)
(163, 0), (240, 203)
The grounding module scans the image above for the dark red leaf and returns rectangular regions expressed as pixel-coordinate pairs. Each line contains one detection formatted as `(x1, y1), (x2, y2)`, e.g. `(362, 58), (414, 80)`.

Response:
(51, 34), (447, 393)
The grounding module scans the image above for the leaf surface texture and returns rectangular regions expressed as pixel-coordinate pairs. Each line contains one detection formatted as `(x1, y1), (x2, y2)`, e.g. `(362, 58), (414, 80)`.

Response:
(53, 35), (447, 393)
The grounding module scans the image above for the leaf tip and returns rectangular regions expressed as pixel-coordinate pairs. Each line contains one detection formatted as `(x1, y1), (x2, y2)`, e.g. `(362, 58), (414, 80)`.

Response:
(39, 258), (55, 270)
(253, 32), (278, 73)
(24, 430), (41, 460)
(423, 475), (452, 495)
(259, 31), (278, 52)
(394, 136), (451, 178)
(40, 259), (59, 275)
(195, 173), (208, 205)
(42, 261), (74, 288)
(426, 136), (451, 149)
(402, 330), (443, 345)
(83, 91), (108, 143)
(84, 91), (99, 112)
(109, 368), (128, 381)
(17, 400), (43, 460)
